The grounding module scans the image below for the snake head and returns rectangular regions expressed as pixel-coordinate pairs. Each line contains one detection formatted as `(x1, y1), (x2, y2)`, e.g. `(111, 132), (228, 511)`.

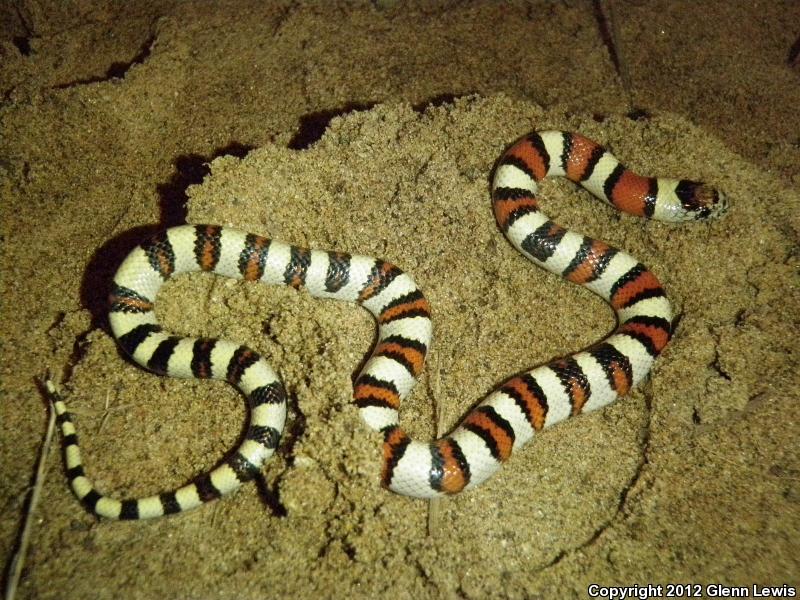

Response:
(676, 180), (729, 220)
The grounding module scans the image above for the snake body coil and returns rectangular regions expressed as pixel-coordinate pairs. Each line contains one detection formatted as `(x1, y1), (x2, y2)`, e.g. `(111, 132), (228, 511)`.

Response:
(53, 131), (726, 519)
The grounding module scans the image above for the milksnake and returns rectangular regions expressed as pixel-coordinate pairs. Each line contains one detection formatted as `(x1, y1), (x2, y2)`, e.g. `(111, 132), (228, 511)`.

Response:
(52, 131), (727, 519)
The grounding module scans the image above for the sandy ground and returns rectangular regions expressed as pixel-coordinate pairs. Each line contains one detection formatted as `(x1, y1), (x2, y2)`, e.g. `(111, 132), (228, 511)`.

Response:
(1, 1), (799, 598)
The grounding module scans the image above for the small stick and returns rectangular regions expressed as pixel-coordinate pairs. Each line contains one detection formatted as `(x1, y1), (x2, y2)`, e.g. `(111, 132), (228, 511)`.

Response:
(5, 377), (58, 600)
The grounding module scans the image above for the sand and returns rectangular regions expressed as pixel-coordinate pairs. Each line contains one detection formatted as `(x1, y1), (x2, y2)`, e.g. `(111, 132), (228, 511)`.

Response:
(1, 2), (798, 598)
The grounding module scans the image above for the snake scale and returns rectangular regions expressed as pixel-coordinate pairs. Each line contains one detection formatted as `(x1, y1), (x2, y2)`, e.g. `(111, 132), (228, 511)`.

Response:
(52, 131), (727, 519)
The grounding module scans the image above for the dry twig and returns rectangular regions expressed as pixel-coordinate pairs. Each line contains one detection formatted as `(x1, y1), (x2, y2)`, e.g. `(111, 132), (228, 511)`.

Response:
(4, 377), (58, 600)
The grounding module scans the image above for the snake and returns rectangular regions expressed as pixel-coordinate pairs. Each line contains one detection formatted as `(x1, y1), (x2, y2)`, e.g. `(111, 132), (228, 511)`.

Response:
(51, 131), (727, 519)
